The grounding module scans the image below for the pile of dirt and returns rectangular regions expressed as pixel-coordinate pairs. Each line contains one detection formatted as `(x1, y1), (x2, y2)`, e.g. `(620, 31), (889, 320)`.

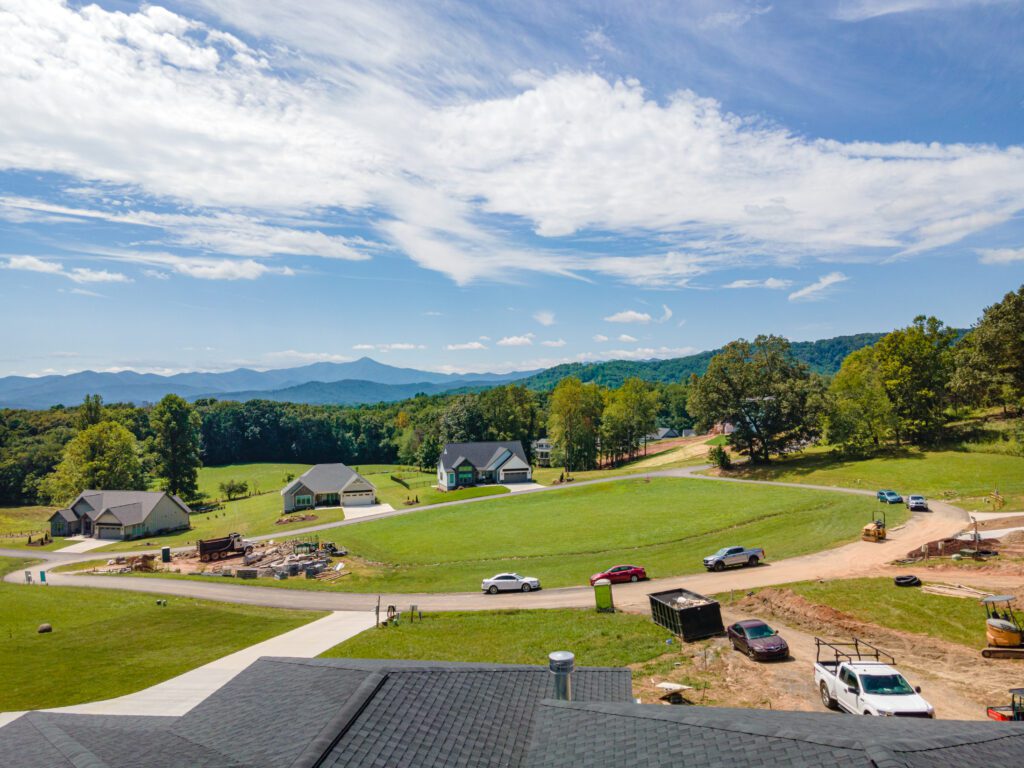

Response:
(999, 530), (1024, 545)
(907, 537), (1000, 559)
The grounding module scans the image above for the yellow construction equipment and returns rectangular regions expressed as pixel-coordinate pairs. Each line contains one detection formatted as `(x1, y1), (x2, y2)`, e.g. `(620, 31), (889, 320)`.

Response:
(982, 596), (1024, 659)
(862, 510), (886, 542)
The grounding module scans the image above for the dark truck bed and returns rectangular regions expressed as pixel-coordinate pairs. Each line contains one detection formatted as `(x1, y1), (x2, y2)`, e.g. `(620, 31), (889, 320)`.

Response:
(648, 588), (724, 641)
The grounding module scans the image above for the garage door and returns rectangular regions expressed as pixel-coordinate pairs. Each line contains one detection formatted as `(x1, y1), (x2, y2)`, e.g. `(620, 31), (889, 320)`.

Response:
(97, 525), (122, 539)
(342, 492), (374, 507)
(502, 470), (529, 483)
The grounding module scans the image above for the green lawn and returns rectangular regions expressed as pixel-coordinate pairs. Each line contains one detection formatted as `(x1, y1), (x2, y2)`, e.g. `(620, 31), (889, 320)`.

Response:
(0, 506), (69, 551)
(321, 608), (672, 668)
(364, 468), (509, 509)
(0, 556), (325, 710)
(727, 448), (1024, 511)
(531, 448), (710, 486)
(761, 577), (990, 649)
(94, 491), (347, 552)
(196, 462), (311, 500)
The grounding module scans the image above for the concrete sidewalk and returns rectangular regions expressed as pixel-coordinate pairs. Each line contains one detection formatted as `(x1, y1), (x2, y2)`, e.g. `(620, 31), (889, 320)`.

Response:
(29, 611), (375, 718)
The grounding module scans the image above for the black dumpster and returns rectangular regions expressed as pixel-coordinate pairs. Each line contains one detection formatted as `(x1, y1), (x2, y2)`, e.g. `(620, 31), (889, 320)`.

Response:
(648, 588), (724, 641)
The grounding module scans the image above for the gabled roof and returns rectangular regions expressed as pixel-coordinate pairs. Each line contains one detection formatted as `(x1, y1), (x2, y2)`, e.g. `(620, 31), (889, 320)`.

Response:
(62, 491), (189, 526)
(49, 508), (77, 523)
(281, 464), (372, 496)
(439, 441), (529, 473)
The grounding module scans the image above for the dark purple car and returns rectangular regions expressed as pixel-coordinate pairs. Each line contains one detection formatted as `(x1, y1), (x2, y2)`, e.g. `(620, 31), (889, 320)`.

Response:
(727, 619), (789, 661)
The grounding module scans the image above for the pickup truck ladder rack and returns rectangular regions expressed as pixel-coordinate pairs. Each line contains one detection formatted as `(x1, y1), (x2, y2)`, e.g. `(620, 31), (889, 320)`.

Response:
(815, 637), (896, 666)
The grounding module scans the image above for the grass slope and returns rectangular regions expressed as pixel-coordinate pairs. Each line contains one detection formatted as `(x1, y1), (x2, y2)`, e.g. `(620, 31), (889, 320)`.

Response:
(729, 448), (1024, 511)
(321, 609), (671, 668)
(196, 462), (310, 500)
(0, 506), (69, 550)
(0, 556), (324, 710)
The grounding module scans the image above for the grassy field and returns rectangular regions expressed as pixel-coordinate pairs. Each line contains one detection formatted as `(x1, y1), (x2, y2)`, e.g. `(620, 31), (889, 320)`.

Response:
(775, 577), (987, 649)
(0, 506), (69, 551)
(0, 556), (324, 710)
(196, 462), (311, 500)
(321, 609), (671, 668)
(727, 448), (1024, 512)
(531, 447), (710, 486)
(361, 467), (509, 509)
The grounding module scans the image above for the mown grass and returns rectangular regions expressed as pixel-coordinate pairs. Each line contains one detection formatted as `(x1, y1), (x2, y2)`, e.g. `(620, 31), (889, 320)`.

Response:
(196, 462), (311, 500)
(0, 506), (69, 551)
(531, 449), (709, 486)
(779, 577), (989, 649)
(363, 468), (509, 509)
(726, 447), (1024, 511)
(320, 608), (672, 668)
(0, 556), (325, 710)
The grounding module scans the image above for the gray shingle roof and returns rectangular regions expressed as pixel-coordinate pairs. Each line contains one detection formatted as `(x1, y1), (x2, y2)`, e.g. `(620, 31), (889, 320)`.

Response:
(438, 441), (529, 472)
(64, 491), (189, 526)
(281, 464), (371, 496)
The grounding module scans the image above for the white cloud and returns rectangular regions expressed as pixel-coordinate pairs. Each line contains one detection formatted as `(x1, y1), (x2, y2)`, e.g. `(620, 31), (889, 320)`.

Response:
(264, 350), (351, 364)
(352, 344), (375, 351)
(497, 334), (535, 347)
(607, 345), (700, 360)
(604, 310), (652, 324)
(788, 272), (849, 301)
(143, 269), (170, 280)
(724, 277), (793, 289)
(833, 0), (992, 21)
(352, 342), (425, 352)
(618, 334), (638, 342)
(3, 255), (130, 284)
(63, 287), (103, 298)
(533, 310), (556, 326)
(658, 305), (673, 323)
(977, 247), (1024, 265)
(541, 339), (566, 347)
(593, 334), (609, 342)
(446, 341), (488, 350)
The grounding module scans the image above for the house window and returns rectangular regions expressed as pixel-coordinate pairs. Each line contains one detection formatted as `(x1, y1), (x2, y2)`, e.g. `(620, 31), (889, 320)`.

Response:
(447, 473), (455, 485)
(295, 494), (312, 507)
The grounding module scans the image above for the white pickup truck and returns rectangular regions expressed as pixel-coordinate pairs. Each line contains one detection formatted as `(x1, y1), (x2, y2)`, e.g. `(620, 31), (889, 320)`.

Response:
(814, 638), (934, 718)
(702, 545), (765, 572)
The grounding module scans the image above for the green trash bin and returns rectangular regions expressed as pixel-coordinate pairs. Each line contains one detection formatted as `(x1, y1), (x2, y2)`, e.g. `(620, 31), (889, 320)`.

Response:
(593, 578), (614, 613)
(161, 547), (171, 564)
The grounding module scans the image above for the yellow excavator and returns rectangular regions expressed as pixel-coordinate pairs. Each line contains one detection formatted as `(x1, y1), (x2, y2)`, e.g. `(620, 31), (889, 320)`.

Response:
(982, 596), (1024, 659)
(862, 510), (886, 542)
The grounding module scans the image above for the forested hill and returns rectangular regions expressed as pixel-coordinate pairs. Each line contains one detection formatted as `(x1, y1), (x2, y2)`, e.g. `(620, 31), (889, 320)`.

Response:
(516, 332), (887, 390)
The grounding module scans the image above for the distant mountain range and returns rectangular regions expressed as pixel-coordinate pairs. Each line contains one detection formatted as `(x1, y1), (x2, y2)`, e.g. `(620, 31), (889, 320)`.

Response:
(0, 334), (887, 409)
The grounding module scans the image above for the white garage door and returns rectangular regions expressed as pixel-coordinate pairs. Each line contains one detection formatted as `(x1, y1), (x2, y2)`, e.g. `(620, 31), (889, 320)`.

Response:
(342, 492), (374, 507)
(502, 470), (529, 483)
(97, 525), (122, 539)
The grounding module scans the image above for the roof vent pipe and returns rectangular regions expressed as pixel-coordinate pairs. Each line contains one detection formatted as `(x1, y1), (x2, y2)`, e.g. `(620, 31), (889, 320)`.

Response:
(548, 651), (574, 702)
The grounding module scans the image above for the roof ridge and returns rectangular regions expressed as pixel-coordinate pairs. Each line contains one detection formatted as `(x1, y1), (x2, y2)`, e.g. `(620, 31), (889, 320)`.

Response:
(291, 672), (388, 768)
(23, 714), (111, 768)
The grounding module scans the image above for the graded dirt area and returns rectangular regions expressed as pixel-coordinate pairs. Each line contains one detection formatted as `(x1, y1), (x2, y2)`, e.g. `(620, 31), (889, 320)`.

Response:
(629, 436), (713, 468)
(727, 588), (1017, 720)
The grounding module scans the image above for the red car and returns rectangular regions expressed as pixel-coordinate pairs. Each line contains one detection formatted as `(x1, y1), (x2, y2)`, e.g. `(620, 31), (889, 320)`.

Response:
(589, 564), (647, 585)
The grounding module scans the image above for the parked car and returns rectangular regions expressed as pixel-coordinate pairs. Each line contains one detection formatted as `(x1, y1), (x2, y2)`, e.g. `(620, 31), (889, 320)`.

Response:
(815, 638), (933, 717)
(877, 489), (904, 504)
(481, 572), (541, 594)
(906, 495), (929, 511)
(702, 546), (765, 572)
(727, 619), (789, 661)
(589, 564), (647, 585)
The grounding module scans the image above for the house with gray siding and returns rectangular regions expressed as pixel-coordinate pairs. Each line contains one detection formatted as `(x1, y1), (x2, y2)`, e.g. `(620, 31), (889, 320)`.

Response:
(48, 490), (191, 541)
(437, 441), (532, 490)
(281, 463), (376, 512)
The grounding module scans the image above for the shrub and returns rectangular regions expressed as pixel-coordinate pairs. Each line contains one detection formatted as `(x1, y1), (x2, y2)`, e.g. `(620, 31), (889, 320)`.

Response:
(708, 445), (732, 470)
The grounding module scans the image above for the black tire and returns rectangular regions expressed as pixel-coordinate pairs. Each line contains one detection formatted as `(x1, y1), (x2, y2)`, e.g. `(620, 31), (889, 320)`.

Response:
(747, 556), (759, 567)
(630, 574), (639, 583)
(244, 546), (254, 555)
(894, 575), (921, 587)
(747, 647), (758, 661)
(521, 583), (532, 592)
(487, 585), (498, 594)
(820, 682), (838, 711)
(713, 560), (725, 572)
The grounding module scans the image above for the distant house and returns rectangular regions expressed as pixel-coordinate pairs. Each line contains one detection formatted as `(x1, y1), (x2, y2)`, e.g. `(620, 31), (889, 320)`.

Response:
(48, 490), (191, 541)
(437, 441), (532, 490)
(646, 427), (680, 442)
(532, 438), (552, 467)
(281, 463), (376, 512)
(680, 428), (697, 438)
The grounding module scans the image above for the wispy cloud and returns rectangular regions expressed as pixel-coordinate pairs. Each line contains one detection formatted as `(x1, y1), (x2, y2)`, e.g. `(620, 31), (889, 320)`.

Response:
(788, 272), (849, 302)
(541, 339), (566, 347)
(3, 255), (130, 284)
(724, 277), (792, 289)
(604, 309), (652, 324)
(832, 0), (992, 21)
(618, 334), (638, 342)
(446, 341), (488, 350)
(353, 342), (425, 352)
(593, 334), (609, 342)
(264, 350), (351, 364)
(977, 247), (1024, 265)
(497, 334), (535, 347)
(533, 310), (556, 326)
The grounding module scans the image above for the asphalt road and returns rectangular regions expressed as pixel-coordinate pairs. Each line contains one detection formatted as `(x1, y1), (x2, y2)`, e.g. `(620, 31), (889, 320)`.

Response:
(3, 467), (971, 612)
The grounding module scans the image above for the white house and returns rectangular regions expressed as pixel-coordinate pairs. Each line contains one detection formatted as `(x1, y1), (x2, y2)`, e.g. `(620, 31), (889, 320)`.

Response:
(281, 464), (376, 512)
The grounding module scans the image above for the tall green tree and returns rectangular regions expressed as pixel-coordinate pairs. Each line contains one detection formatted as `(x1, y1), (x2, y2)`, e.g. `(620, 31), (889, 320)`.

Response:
(951, 285), (1024, 413)
(874, 316), (957, 444)
(39, 421), (145, 504)
(655, 382), (693, 433)
(77, 394), (104, 430)
(687, 335), (822, 463)
(602, 378), (659, 464)
(548, 377), (604, 472)
(824, 346), (897, 453)
(438, 395), (486, 445)
(150, 394), (202, 499)
(479, 385), (539, 460)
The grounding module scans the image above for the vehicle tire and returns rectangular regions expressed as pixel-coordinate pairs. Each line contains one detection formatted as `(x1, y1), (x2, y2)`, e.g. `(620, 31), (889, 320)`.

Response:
(894, 574), (921, 587)
(487, 585), (498, 594)
(630, 574), (639, 583)
(747, 647), (758, 661)
(747, 556), (759, 567)
(521, 583), (532, 592)
(820, 682), (838, 711)
(244, 546), (254, 555)
(713, 560), (725, 572)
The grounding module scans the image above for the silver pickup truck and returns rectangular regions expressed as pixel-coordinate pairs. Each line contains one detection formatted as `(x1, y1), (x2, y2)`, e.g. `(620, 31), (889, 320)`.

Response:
(702, 545), (765, 572)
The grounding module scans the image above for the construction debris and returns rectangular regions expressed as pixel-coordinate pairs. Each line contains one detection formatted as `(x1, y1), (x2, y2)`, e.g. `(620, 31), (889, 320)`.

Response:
(921, 583), (994, 600)
(906, 537), (1000, 560)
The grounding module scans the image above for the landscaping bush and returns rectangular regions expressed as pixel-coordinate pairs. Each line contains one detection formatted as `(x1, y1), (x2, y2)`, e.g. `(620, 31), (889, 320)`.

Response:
(708, 445), (732, 470)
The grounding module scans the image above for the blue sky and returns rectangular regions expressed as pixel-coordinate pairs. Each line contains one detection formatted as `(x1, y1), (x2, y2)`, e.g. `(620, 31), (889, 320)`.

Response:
(1, 0), (1022, 377)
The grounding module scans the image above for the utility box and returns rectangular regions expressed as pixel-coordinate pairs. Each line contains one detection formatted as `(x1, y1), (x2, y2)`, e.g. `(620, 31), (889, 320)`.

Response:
(161, 546), (171, 563)
(593, 578), (614, 613)
(648, 588), (724, 641)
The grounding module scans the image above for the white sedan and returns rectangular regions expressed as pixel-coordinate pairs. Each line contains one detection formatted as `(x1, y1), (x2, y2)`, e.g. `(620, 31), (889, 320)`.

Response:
(481, 572), (541, 594)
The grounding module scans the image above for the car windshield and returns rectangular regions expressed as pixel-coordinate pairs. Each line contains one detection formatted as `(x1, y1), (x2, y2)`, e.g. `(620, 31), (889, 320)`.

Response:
(744, 624), (775, 639)
(713, 548), (732, 556)
(860, 674), (914, 695)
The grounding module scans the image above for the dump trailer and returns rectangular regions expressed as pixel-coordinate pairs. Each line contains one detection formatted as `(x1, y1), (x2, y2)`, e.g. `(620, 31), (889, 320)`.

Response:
(197, 532), (253, 562)
(648, 588), (724, 641)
